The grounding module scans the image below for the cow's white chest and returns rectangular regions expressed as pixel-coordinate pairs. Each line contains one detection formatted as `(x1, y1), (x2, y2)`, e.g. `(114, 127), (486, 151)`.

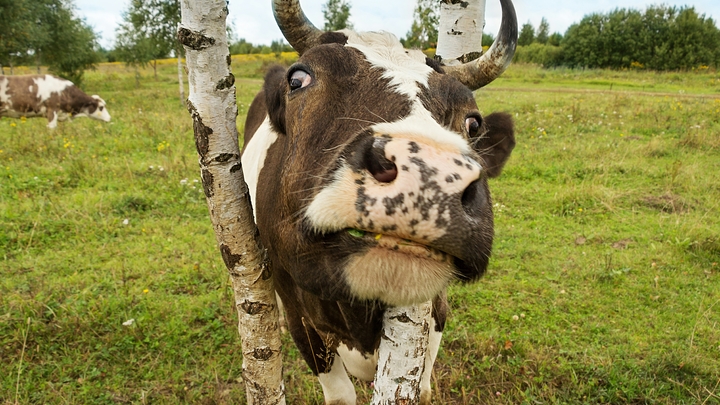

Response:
(241, 116), (279, 221)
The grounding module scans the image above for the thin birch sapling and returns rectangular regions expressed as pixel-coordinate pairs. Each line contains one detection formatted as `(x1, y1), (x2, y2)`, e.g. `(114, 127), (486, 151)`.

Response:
(177, 1), (285, 403)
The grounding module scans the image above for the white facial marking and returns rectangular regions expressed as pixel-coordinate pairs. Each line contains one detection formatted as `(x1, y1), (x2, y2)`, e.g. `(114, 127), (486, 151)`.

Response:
(241, 117), (279, 221)
(317, 357), (356, 404)
(342, 29), (461, 147)
(337, 343), (378, 382)
(370, 111), (471, 155)
(342, 30), (433, 100)
(34, 75), (73, 102)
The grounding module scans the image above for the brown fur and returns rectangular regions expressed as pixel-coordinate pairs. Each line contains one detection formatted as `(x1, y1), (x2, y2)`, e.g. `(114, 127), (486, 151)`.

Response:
(242, 38), (515, 385)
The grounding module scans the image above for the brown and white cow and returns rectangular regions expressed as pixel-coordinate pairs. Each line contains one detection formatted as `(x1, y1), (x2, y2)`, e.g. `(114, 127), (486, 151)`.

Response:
(242, 0), (517, 403)
(0, 74), (111, 129)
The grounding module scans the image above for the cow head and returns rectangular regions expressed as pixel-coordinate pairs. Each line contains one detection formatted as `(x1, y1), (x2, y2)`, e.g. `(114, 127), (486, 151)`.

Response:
(75, 95), (111, 122)
(243, 0), (517, 306)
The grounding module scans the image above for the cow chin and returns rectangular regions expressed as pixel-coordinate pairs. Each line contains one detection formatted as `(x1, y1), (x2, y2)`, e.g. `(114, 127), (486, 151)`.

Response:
(342, 232), (456, 306)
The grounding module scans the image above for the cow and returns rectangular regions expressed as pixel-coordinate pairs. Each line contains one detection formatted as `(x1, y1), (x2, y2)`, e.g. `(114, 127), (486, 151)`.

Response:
(0, 74), (110, 129)
(241, 0), (517, 403)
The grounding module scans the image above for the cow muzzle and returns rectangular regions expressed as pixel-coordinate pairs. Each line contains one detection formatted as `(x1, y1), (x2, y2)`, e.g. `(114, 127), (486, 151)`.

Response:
(305, 130), (495, 304)
(307, 132), (489, 244)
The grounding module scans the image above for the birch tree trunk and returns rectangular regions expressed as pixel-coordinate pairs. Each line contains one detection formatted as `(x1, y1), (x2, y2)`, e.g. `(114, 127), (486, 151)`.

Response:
(435, 0), (486, 65)
(178, 1), (285, 404)
(372, 301), (432, 405)
(371, 3), (490, 403)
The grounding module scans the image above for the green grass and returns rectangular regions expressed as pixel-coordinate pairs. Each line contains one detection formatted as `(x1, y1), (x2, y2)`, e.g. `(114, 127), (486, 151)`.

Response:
(2, 57), (719, 404)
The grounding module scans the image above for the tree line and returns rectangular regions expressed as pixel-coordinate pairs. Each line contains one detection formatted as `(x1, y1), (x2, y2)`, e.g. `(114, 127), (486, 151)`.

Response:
(1, 1), (719, 87)
(516, 5), (720, 70)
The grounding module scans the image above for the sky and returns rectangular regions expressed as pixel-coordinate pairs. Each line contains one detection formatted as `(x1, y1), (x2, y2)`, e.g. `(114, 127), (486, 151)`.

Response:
(75, 0), (720, 50)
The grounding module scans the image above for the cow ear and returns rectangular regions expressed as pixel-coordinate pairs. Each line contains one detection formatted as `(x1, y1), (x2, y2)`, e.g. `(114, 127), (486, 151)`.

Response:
(473, 112), (515, 178)
(263, 64), (288, 135)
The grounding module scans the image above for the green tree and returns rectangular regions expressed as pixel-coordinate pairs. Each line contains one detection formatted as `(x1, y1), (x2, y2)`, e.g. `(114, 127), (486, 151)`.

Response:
(115, 0), (180, 80)
(403, 0), (439, 49)
(562, 6), (720, 70)
(322, 0), (353, 31)
(482, 33), (495, 48)
(36, 0), (101, 84)
(0, 0), (99, 83)
(270, 39), (293, 56)
(230, 39), (258, 55)
(547, 32), (563, 46)
(536, 18), (549, 44)
(0, 0), (34, 72)
(518, 21), (535, 46)
(514, 42), (564, 67)
(646, 6), (720, 70)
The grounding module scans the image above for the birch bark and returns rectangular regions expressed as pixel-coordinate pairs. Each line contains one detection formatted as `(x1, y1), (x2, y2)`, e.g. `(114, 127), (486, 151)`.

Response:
(178, 1), (285, 404)
(435, 0), (486, 65)
(372, 301), (432, 405)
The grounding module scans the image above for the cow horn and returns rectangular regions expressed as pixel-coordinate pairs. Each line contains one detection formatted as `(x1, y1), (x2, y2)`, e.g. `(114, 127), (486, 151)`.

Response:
(443, 0), (518, 91)
(272, 0), (323, 55)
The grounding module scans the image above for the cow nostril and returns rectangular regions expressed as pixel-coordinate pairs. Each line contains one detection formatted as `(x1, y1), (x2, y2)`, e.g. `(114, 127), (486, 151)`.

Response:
(461, 180), (487, 215)
(373, 166), (398, 182)
(365, 147), (398, 183)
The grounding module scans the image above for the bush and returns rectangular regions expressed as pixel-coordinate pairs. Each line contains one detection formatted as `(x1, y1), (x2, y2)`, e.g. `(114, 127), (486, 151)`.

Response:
(514, 43), (564, 68)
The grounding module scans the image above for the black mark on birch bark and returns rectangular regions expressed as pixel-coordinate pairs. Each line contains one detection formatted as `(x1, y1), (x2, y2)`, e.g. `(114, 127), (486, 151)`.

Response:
(240, 300), (272, 315)
(215, 153), (236, 163)
(441, 0), (469, 6)
(216, 73), (235, 90)
(177, 27), (215, 50)
(220, 243), (242, 268)
(185, 101), (210, 160)
(230, 163), (243, 173)
(252, 346), (274, 361)
(201, 168), (214, 198)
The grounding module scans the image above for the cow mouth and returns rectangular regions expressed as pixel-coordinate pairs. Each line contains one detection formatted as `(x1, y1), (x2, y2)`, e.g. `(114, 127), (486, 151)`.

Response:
(341, 227), (458, 305)
(345, 228), (453, 264)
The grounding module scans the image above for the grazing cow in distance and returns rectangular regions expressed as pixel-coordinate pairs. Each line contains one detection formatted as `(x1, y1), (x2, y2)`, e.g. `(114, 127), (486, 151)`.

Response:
(241, 0), (517, 403)
(0, 74), (111, 129)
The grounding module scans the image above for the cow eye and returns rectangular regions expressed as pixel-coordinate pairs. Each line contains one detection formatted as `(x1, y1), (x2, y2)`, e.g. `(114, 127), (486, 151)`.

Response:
(289, 69), (312, 91)
(465, 115), (483, 137)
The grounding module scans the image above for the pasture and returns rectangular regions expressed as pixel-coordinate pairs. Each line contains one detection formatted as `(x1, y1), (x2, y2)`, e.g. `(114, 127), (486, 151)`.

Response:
(1, 55), (719, 404)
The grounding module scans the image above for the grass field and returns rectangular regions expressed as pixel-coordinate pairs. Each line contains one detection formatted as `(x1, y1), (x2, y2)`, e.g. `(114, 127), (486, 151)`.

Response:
(2, 54), (720, 404)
